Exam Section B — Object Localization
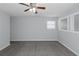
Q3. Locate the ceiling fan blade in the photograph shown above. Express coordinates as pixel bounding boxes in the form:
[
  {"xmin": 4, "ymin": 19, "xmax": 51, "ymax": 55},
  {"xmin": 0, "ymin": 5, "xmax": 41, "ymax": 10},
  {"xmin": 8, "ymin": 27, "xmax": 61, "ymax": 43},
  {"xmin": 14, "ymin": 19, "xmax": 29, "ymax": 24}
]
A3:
[
  {"xmin": 30, "ymin": 3, "xmax": 33, "ymax": 6},
  {"xmin": 31, "ymin": 3, "xmax": 36, "ymax": 6},
  {"xmin": 19, "ymin": 3, "xmax": 29, "ymax": 7},
  {"xmin": 24, "ymin": 9, "xmax": 30, "ymax": 12},
  {"xmin": 37, "ymin": 7, "xmax": 46, "ymax": 9}
]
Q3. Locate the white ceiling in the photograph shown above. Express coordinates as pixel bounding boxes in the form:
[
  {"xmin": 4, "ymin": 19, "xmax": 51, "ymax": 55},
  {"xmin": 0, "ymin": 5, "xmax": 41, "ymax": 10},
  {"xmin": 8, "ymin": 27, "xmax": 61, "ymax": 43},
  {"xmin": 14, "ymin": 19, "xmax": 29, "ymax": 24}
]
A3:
[{"xmin": 0, "ymin": 3, "xmax": 79, "ymax": 17}]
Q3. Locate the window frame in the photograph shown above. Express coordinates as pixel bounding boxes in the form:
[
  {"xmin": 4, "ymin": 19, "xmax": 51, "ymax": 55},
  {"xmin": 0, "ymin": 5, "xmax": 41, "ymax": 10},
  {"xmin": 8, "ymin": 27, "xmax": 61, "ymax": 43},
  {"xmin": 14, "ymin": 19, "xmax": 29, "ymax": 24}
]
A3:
[{"xmin": 58, "ymin": 16, "xmax": 70, "ymax": 32}]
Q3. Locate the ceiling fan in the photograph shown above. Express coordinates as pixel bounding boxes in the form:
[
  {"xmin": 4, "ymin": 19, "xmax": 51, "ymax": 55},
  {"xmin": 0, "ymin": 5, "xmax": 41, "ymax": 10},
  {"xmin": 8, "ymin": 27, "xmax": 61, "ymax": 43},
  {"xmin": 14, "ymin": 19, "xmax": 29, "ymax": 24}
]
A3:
[{"xmin": 19, "ymin": 3, "xmax": 46, "ymax": 14}]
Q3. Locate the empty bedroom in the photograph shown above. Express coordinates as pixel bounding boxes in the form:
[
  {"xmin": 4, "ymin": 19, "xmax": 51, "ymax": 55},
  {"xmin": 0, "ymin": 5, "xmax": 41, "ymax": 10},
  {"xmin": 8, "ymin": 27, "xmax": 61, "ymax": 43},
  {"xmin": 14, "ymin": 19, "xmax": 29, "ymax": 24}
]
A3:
[{"xmin": 0, "ymin": 3, "xmax": 79, "ymax": 56}]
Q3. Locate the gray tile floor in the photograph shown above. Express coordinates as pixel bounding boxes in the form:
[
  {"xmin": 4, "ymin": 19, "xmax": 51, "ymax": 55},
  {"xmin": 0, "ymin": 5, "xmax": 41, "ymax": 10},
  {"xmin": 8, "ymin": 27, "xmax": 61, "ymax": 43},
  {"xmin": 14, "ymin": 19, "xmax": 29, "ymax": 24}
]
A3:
[{"xmin": 0, "ymin": 41, "xmax": 76, "ymax": 56}]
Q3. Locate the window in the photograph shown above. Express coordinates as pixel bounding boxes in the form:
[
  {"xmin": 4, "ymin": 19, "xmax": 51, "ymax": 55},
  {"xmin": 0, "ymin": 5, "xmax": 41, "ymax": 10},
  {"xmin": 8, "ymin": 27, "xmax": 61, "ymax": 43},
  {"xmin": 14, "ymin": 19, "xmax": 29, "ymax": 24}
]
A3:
[
  {"xmin": 60, "ymin": 18, "xmax": 68, "ymax": 30},
  {"xmin": 47, "ymin": 21, "xmax": 56, "ymax": 29},
  {"xmin": 58, "ymin": 12, "xmax": 79, "ymax": 33},
  {"xmin": 74, "ymin": 14, "xmax": 79, "ymax": 32},
  {"xmin": 59, "ymin": 17, "xmax": 70, "ymax": 31}
]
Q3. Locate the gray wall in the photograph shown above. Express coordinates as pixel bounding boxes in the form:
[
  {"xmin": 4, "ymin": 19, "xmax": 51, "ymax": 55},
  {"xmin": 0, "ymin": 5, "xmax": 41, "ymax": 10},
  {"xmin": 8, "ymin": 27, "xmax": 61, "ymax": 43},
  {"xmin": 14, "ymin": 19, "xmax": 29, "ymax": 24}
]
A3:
[
  {"xmin": 58, "ymin": 14, "xmax": 79, "ymax": 55},
  {"xmin": 10, "ymin": 16, "xmax": 58, "ymax": 41},
  {"xmin": 58, "ymin": 31, "xmax": 79, "ymax": 55},
  {"xmin": 0, "ymin": 11, "xmax": 10, "ymax": 50}
]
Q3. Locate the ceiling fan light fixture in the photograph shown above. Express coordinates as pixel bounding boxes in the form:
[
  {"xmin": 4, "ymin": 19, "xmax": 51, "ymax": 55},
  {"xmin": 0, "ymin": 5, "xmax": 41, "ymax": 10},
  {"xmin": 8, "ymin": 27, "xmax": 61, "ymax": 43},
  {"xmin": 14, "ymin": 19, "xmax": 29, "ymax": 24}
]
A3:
[
  {"xmin": 29, "ymin": 8, "xmax": 33, "ymax": 12},
  {"xmin": 32, "ymin": 8, "xmax": 36, "ymax": 12},
  {"xmin": 29, "ymin": 8, "xmax": 36, "ymax": 13}
]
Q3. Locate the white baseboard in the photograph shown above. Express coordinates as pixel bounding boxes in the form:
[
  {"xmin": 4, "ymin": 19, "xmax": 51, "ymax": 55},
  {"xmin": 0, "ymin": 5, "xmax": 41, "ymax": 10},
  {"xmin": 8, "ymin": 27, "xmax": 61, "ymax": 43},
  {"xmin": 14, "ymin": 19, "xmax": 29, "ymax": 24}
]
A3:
[
  {"xmin": 0, "ymin": 43, "xmax": 10, "ymax": 51},
  {"xmin": 11, "ymin": 39, "xmax": 58, "ymax": 41},
  {"xmin": 59, "ymin": 40, "xmax": 79, "ymax": 56}
]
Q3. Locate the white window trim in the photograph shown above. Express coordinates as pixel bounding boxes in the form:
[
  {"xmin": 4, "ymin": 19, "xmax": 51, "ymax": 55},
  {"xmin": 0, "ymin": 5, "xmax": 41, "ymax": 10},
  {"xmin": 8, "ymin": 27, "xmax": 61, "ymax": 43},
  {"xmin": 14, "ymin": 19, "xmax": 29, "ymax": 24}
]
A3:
[
  {"xmin": 58, "ymin": 16, "xmax": 70, "ymax": 31},
  {"xmin": 58, "ymin": 11, "xmax": 79, "ymax": 33}
]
